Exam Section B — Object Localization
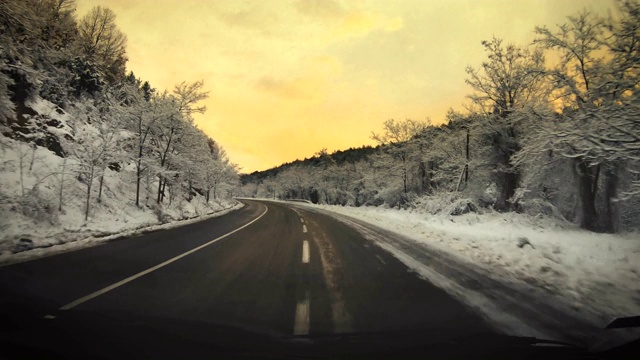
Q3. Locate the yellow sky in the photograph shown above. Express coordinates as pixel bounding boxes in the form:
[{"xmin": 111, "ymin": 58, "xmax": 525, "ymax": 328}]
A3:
[{"xmin": 76, "ymin": 0, "xmax": 614, "ymax": 173}]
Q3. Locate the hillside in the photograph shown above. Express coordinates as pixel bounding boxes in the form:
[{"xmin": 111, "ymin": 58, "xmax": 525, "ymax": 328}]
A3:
[
  {"xmin": 241, "ymin": 145, "xmax": 378, "ymax": 184},
  {"xmin": 0, "ymin": 1, "xmax": 239, "ymax": 260}
]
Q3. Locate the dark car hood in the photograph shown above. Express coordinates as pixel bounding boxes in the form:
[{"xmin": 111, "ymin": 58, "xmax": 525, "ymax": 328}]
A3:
[{"xmin": 1, "ymin": 309, "xmax": 637, "ymax": 360}]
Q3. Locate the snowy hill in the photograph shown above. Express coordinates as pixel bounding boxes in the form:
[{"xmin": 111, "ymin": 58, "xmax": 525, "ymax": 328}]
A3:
[{"xmin": 0, "ymin": 97, "xmax": 237, "ymax": 262}]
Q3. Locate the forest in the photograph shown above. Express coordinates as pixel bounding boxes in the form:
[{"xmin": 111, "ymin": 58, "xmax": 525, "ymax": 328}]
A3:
[
  {"xmin": 1, "ymin": 0, "xmax": 239, "ymax": 253},
  {"xmin": 241, "ymin": 1, "xmax": 640, "ymax": 234}
]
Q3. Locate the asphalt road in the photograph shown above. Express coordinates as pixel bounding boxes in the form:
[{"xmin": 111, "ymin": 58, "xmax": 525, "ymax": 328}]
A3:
[{"xmin": 0, "ymin": 199, "xmax": 495, "ymax": 358}]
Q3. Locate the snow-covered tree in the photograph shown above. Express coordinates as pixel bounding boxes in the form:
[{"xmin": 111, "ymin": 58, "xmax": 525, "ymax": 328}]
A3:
[
  {"xmin": 528, "ymin": 4, "xmax": 639, "ymax": 232},
  {"xmin": 65, "ymin": 118, "xmax": 127, "ymax": 220},
  {"xmin": 77, "ymin": 6, "xmax": 127, "ymax": 83},
  {"xmin": 173, "ymin": 80, "xmax": 209, "ymax": 117},
  {"xmin": 121, "ymin": 82, "xmax": 161, "ymax": 206},
  {"xmin": 371, "ymin": 119, "xmax": 429, "ymax": 203},
  {"xmin": 150, "ymin": 94, "xmax": 184, "ymax": 204},
  {"xmin": 465, "ymin": 37, "xmax": 546, "ymax": 211},
  {"xmin": 0, "ymin": 55, "xmax": 14, "ymax": 123}
]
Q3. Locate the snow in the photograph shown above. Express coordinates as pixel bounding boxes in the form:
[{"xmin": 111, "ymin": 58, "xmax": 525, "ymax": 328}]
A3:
[
  {"xmin": 0, "ymin": 99, "xmax": 241, "ymax": 265},
  {"xmin": 2, "ymin": 202, "xmax": 243, "ymax": 266},
  {"xmin": 290, "ymin": 202, "xmax": 640, "ymax": 331},
  {"xmin": 24, "ymin": 98, "xmax": 74, "ymax": 138},
  {"xmin": 26, "ymin": 98, "xmax": 72, "ymax": 124}
]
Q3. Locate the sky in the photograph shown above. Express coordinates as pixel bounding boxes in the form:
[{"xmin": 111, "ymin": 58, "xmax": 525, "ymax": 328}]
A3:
[{"xmin": 76, "ymin": 0, "xmax": 615, "ymax": 173}]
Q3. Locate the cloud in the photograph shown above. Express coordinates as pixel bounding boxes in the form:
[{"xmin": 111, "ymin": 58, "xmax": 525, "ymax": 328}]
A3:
[
  {"xmin": 382, "ymin": 16, "xmax": 403, "ymax": 32},
  {"xmin": 332, "ymin": 11, "xmax": 403, "ymax": 40},
  {"xmin": 294, "ymin": 0, "xmax": 344, "ymax": 19},
  {"xmin": 208, "ymin": 2, "xmax": 281, "ymax": 35},
  {"xmin": 292, "ymin": 1, "xmax": 404, "ymax": 42},
  {"xmin": 255, "ymin": 55, "xmax": 342, "ymax": 101},
  {"xmin": 306, "ymin": 55, "xmax": 343, "ymax": 77},
  {"xmin": 256, "ymin": 76, "xmax": 313, "ymax": 99}
]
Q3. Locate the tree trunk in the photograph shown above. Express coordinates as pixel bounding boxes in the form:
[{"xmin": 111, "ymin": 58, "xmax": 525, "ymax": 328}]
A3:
[
  {"xmin": 160, "ymin": 178, "xmax": 167, "ymax": 202},
  {"xmin": 493, "ymin": 133, "xmax": 520, "ymax": 212},
  {"xmin": 97, "ymin": 174, "xmax": 104, "ymax": 203},
  {"xmin": 603, "ymin": 165, "xmax": 619, "ymax": 233},
  {"xmin": 427, "ymin": 161, "xmax": 435, "ymax": 191},
  {"xmin": 19, "ymin": 148, "xmax": 25, "ymax": 198},
  {"xmin": 575, "ymin": 159, "xmax": 599, "ymax": 231},
  {"xmin": 156, "ymin": 176, "xmax": 163, "ymax": 204},
  {"xmin": 58, "ymin": 157, "xmax": 66, "ymax": 212},
  {"xmin": 145, "ymin": 170, "xmax": 151, "ymax": 205},
  {"xmin": 465, "ymin": 127, "xmax": 470, "ymax": 185},
  {"xmin": 29, "ymin": 143, "xmax": 36, "ymax": 171},
  {"xmin": 85, "ymin": 169, "xmax": 93, "ymax": 221},
  {"xmin": 592, "ymin": 164, "xmax": 600, "ymax": 198},
  {"xmin": 419, "ymin": 161, "xmax": 427, "ymax": 195},
  {"xmin": 206, "ymin": 189, "xmax": 210, "ymax": 203},
  {"xmin": 135, "ymin": 152, "xmax": 143, "ymax": 207},
  {"xmin": 402, "ymin": 169, "xmax": 408, "ymax": 194},
  {"xmin": 495, "ymin": 169, "xmax": 520, "ymax": 212},
  {"xmin": 136, "ymin": 172, "xmax": 141, "ymax": 207},
  {"xmin": 155, "ymin": 177, "xmax": 168, "ymax": 204},
  {"xmin": 455, "ymin": 166, "xmax": 465, "ymax": 192}
]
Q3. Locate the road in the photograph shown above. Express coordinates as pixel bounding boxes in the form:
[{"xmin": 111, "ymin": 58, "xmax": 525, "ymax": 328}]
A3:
[{"xmin": 0, "ymin": 199, "xmax": 495, "ymax": 358}]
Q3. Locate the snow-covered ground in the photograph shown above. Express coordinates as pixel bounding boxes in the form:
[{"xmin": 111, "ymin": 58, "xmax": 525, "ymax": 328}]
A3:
[
  {"xmin": 0, "ymin": 200, "xmax": 242, "ymax": 266},
  {"xmin": 293, "ymin": 202, "xmax": 640, "ymax": 334},
  {"xmin": 0, "ymin": 98, "xmax": 240, "ymax": 265}
]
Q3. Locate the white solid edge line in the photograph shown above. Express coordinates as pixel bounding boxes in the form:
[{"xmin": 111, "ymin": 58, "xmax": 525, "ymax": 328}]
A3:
[
  {"xmin": 302, "ymin": 224, "xmax": 307, "ymax": 233},
  {"xmin": 302, "ymin": 240, "xmax": 310, "ymax": 263},
  {"xmin": 59, "ymin": 205, "xmax": 269, "ymax": 311}
]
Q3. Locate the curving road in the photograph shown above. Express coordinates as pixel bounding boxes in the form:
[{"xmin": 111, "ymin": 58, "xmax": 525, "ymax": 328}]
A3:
[{"xmin": 0, "ymin": 199, "xmax": 494, "ymax": 358}]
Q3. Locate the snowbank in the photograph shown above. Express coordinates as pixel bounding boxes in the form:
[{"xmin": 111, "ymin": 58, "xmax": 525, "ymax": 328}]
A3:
[
  {"xmin": 1, "ymin": 99, "xmax": 241, "ymax": 264},
  {"xmin": 304, "ymin": 203, "xmax": 640, "ymax": 325},
  {"xmin": 1, "ymin": 201, "xmax": 243, "ymax": 266}
]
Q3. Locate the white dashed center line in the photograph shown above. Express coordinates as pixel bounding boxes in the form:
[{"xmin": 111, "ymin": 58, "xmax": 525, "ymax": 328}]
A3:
[
  {"xmin": 293, "ymin": 291, "xmax": 310, "ymax": 335},
  {"xmin": 302, "ymin": 240, "xmax": 310, "ymax": 263},
  {"xmin": 292, "ymin": 209, "xmax": 312, "ymax": 335}
]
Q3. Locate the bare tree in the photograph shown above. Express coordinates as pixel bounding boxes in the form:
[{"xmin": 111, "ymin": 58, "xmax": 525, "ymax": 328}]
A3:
[
  {"xmin": 173, "ymin": 81, "xmax": 209, "ymax": 117},
  {"xmin": 372, "ymin": 119, "xmax": 428, "ymax": 198},
  {"xmin": 77, "ymin": 6, "xmax": 127, "ymax": 82}
]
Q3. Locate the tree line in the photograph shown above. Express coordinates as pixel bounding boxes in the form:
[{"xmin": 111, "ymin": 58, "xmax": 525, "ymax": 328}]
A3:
[{"xmin": 241, "ymin": 1, "xmax": 640, "ymax": 234}]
